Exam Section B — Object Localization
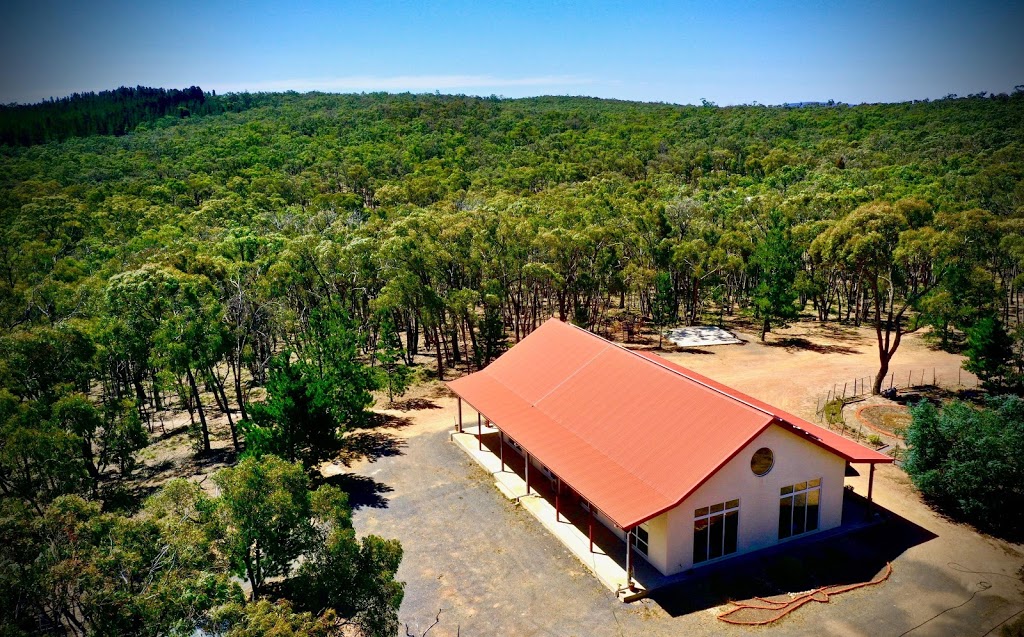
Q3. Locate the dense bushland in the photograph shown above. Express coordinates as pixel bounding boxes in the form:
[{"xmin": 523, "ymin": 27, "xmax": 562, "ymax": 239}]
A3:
[{"xmin": 2, "ymin": 88, "xmax": 1024, "ymax": 633}]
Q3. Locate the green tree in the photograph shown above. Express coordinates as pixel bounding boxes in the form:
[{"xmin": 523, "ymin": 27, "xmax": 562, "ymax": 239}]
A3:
[
  {"xmin": 650, "ymin": 271, "xmax": 676, "ymax": 348},
  {"xmin": 375, "ymin": 317, "xmax": 412, "ymax": 403},
  {"xmin": 242, "ymin": 353, "xmax": 339, "ymax": 468},
  {"xmin": 290, "ymin": 486, "xmax": 404, "ymax": 637},
  {"xmin": 244, "ymin": 309, "xmax": 376, "ymax": 469},
  {"xmin": 213, "ymin": 456, "xmax": 313, "ymax": 598},
  {"xmin": 207, "ymin": 599, "xmax": 344, "ymax": 637},
  {"xmin": 812, "ymin": 201, "xmax": 952, "ymax": 393},
  {"xmin": 963, "ymin": 317, "xmax": 1020, "ymax": 393},
  {"xmin": 0, "ymin": 493, "xmax": 241, "ymax": 637},
  {"xmin": 751, "ymin": 211, "xmax": 800, "ymax": 341},
  {"xmin": 0, "ymin": 390, "xmax": 92, "ymax": 510},
  {"xmin": 151, "ymin": 270, "xmax": 230, "ymax": 453},
  {"xmin": 476, "ymin": 285, "xmax": 508, "ymax": 365},
  {"xmin": 299, "ymin": 307, "xmax": 377, "ymax": 430},
  {"xmin": 0, "ymin": 325, "xmax": 95, "ymax": 404}
]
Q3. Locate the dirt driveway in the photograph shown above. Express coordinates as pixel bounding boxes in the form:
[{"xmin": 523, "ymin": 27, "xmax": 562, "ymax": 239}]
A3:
[{"xmin": 345, "ymin": 322, "xmax": 1023, "ymax": 636}]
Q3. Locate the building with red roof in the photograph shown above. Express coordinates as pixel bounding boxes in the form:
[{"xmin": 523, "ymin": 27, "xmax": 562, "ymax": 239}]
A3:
[{"xmin": 447, "ymin": 318, "xmax": 892, "ymax": 578}]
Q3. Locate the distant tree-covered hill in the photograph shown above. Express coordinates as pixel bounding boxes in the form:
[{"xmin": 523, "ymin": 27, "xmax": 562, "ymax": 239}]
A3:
[{"xmin": 0, "ymin": 85, "xmax": 230, "ymax": 146}]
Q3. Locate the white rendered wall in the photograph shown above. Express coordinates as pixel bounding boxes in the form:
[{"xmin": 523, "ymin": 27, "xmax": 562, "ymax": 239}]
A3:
[
  {"xmin": 662, "ymin": 424, "xmax": 847, "ymax": 575},
  {"xmin": 638, "ymin": 510, "xmax": 670, "ymax": 574},
  {"xmin": 490, "ymin": 411, "xmax": 844, "ymax": 577}
]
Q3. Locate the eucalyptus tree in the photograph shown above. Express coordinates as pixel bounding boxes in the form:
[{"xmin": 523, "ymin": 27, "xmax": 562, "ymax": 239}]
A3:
[
  {"xmin": 810, "ymin": 200, "xmax": 984, "ymax": 394},
  {"xmin": 140, "ymin": 267, "xmax": 230, "ymax": 453}
]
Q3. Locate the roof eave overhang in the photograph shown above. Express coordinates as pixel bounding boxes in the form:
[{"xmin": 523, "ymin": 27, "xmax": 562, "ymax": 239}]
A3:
[
  {"xmin": 447, "ymin": 378, "xmax": 654, "ymax": 530},
  {"xmin": 773, "ymin": 420, "xmax": 895, "ymax": 465}
]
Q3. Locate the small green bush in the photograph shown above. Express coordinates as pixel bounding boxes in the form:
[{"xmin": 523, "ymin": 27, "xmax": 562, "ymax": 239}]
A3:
[{"xmin": 824, "ymin": 399, "xmax": 846, "ymax": 426}]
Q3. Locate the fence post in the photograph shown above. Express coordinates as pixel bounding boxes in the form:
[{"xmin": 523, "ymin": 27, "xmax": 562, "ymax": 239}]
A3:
[
  {"xmin": 908, "ymin": 370, "xmax": 912, "ymax": 389},
  {"xmin": 842, "ymin": 382, "xmax": 847, "ymax": 400},
  {"xmin": 889, "ymin": 373, "xmax": 894, "ymax": 390}
]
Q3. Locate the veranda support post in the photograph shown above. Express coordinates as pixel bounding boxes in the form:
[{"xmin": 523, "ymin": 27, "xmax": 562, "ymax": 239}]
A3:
[
  {"xmin": 866, "ymin": 463, "xmax": 876, "ymax": 520},
  {"xmin": 525, "ymin": 452, "xmax": 531, "ymax": 496},
  {"xmin": 589, "ymin": 507, "xmax": 595, "ymax": 552},
  {"xmin": 557, "ymin": 479, "xmax": 565, "ymax": 524},
  {"xmin": 625, "ymin": 527, "xmax": 634, "ymax": 591}
]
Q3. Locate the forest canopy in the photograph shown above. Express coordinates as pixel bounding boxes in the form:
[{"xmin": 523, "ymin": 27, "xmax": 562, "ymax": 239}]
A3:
[
  {"xmin": 2, "ymin": 88, "xmax": 1024, "ymax": 633},
  {"xmin": 2, "ymin": 89, "xmax": 1022, "ymax": 388}
]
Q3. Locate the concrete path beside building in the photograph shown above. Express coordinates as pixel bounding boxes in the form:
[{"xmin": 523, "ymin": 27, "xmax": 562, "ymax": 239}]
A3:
[{"xmin": 451, "ymin": 427, "xmax": 661, "ymax": 597}]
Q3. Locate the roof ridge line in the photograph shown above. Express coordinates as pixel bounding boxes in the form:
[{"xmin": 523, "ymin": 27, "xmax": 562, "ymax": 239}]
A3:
[{"xmin": 563, "ymin": 321, "xmax": 779, "ymax": 421}]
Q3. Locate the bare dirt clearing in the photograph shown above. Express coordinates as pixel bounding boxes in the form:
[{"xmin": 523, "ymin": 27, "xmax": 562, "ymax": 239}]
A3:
[
  {"xmin": 126, "ymin": 319, "xmax": 1024, "ymax": 635},
  {"xmin": 649, "ymin": 319, "xmax": 979, "ymax": 423}
]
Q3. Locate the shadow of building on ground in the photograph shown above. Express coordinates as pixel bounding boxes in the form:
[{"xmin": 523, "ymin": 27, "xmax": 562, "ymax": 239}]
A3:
[{"xmin": 647, "ymin": 495, "xmax": 937, "ymax": 617}]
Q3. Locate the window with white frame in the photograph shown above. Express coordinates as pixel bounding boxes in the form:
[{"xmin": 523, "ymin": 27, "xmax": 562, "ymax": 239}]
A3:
[
  {"xmin": 693, "ymin": 499, "xmax": 739, "ymax": 564},
  {"xmin": 632, "ymin": 524, "xmax": 650, "ymax": 556},
  {"xmin": 778, "ymin": 478, "xmax": 821, "ymax": 540}
]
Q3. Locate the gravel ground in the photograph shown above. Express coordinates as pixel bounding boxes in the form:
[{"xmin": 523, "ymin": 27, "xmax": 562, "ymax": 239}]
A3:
[{"xmin": 349, "ymin": 410, "xmax": 1024, "ymax": 636}]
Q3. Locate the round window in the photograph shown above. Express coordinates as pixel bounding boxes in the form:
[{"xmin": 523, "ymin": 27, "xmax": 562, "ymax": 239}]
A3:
[{"xmin": 750, "ymin": 447, "xmax": 774, "ymax": 476}]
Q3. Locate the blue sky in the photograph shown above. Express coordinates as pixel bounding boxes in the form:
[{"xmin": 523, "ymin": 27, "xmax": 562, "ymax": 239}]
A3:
[{"xmin": 1, "ymin": 0, "xmax": 1021, "ymax": 105}]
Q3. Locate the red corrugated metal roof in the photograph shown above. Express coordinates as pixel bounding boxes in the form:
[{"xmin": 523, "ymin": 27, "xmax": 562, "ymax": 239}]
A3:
[{"xmin": 447, "ymin": 318, "xmax": 892, "ymax": 529}]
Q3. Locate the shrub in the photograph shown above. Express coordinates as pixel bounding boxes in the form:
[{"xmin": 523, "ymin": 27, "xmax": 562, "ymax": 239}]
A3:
[
  {"xmin": 824, "ymin": 399, "xmax": 845, "ymax": 426},
  {"xmin": 904, "ymin": 395, "xmax": 1024, "ymax": 537}
]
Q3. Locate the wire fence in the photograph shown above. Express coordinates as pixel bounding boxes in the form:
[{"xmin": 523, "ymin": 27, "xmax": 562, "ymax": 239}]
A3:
[{"xmin": 814, "ymin": 367, "xmax": 978, "ymax": 422}]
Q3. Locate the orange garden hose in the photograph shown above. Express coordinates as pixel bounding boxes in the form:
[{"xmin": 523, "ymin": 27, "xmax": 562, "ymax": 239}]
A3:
[{"xmin": 717, "ymin": 562, "xmax": 892, "ymax": 626}]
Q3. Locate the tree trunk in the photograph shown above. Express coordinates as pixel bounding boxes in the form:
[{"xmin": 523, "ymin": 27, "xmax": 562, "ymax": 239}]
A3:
[
  {"xmin": 186, "ymin": 369, "xmax": 211, "ymax": 453},
  {"xmin": 210, "ymin": 367, "xmax": 240, "ymax": 452},
  {"xmin": 244, "ymin": 552, "xmax": 258, "ymax": 600},
  {"xmin": 871, "ymin": 277, "xmax": 905, "ymax": 395},
  {"xmin": 433, "ymin": 324, "xmax": 444, "ymax": 381},
  {"xmin": 231, "ymin": 357, "xmax": 249, "ymax": 422},
  {"xmin": 151, "ymin": 368, "xmax": 162, "ymax": 411}
]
